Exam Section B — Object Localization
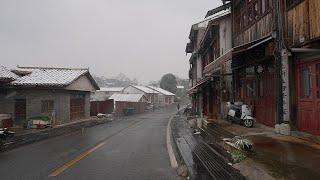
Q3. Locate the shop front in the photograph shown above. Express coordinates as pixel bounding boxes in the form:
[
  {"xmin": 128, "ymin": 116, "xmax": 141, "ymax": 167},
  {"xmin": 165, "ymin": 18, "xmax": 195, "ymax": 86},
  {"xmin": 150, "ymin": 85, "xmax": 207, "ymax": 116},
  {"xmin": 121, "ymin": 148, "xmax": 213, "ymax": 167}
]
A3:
[
  {"xmin": 295, "ymin": 58, "xmax": 320, "ymax": 135},
  {"xmin": 232, "ymin": 39, "xmax": 276, "ymax": 127}
]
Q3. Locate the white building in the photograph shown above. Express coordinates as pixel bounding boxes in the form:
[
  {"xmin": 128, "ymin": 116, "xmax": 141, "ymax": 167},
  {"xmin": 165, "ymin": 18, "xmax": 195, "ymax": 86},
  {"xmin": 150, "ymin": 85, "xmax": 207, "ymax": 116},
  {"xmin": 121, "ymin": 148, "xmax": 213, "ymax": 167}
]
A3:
[
  {"xmin": 122, "ymin": 85, "xmax": 159, "ymax": 105},
  {"xmin": 91, "ymin": 87, "xmax": 124, "ymax": 101},
  {"xmin": 147, "ymin": 86, "xmax": 175, "ymax": 106}
]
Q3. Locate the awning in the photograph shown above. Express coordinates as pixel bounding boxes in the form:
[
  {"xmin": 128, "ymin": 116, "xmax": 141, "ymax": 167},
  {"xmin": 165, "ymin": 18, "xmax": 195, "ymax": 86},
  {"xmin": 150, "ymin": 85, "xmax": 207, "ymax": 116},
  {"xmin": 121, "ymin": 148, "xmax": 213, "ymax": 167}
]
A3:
[
  {"xmin": 203, "ymin": 50, "xmax": 232, "ymax": 75},
  {"xmin": 187, "ymin": 77, "xmax": 211, "ymax": 94},
  {"xmin": 231, "ymin": 35, "xmax": 274, "ymax": 70},
  {"xmin": 232, "ymin": 35, "xmax": 273, "ymax": 55}
]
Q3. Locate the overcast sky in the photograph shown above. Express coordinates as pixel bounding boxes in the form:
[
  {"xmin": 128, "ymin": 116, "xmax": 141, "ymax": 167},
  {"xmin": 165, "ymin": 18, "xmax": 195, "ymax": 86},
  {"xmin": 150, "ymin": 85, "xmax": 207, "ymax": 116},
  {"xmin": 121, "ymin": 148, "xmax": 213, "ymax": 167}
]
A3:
[{"xmin": 0, "ymin": 0, "xmax": 221, "ymax": 83}]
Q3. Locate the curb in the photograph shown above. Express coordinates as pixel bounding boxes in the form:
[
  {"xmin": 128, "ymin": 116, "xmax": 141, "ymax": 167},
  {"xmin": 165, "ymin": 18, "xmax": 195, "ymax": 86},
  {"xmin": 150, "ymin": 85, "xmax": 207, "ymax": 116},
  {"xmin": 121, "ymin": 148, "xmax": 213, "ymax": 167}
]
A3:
[
  {"xmin": 166, "ymin": 115, "xmax": 178, "ymax": 168},
  {"xmin": 169, "ymin": 113, "xmax": 195, "ymax": 179}
]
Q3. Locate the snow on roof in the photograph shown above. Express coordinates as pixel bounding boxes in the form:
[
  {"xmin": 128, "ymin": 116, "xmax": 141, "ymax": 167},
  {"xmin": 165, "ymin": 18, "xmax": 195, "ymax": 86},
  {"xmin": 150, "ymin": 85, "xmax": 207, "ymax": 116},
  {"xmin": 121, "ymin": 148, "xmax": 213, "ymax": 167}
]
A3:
[
  {"xmin": 132, "ymin": 85, "xmax": 158, "ymax": 94},
  {"xmin": 109, "ymin": 93, "xmax": 146, "ymax": 102},
  {"xmin": 98, "ymin": 87, "xmax": 124, "ymax": 92},
  {"xmin": 0, "ymin": 66, "xmax": 19, "ymax": 81},
  {"xmin": 147, "ymin": 86, "xmax": 175, "ymax": 96},
  {"xmin": 11, "ymin": 67, "xmax": 88, "ymax": 87},
  {"xmin": 194, "ymin": 9, "xmax": 230, "ymax": 29},
  {"xmin": 205, "ymin": 9, "xmax": 230, "ymax": 22}
]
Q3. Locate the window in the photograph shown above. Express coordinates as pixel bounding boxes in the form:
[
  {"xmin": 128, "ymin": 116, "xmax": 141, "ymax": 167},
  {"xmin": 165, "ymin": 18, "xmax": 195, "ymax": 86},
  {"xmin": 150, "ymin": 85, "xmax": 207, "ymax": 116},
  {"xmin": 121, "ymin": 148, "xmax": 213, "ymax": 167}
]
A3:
[
  {"xmin": 246, "ymin": 81, "xmax": 256, "ymax": 97},
  {"xmin": 248, "ymin": 5, "xmax": 254, "ymax": 24},
  {"xmin": 41, "ymin": 100, "xmax": 54, "ymax": 113},
  {"xmin": 300, "ymin": 68, "xmax": 311, "ymax": 97},
  {"xmin": 234, "ymin": 0, "xmax": 272, "ymax": 33}
]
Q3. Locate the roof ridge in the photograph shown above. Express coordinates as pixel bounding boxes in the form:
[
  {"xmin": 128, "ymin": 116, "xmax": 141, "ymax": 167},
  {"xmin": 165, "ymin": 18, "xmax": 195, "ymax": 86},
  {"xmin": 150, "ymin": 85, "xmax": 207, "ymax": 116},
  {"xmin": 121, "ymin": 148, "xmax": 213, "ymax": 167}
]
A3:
[{"xmin": 17, "ymin": 65, "xmax": 89, "ymax": 71}]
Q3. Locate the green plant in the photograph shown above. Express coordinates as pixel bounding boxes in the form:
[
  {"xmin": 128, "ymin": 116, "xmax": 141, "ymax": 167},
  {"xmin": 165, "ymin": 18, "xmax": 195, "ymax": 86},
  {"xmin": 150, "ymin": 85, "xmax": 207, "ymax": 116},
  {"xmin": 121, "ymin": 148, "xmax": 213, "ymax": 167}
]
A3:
[
  {"xmin": 29, "ymin": 115, "xmax": 50, "ymax": 121},
  {"xmin": 231, "ymin": 150, "xmax": 246, "ymax": 163},
  {"xmin": 232, "ymin": 136, "xmax": 253, "ymax": 151}
]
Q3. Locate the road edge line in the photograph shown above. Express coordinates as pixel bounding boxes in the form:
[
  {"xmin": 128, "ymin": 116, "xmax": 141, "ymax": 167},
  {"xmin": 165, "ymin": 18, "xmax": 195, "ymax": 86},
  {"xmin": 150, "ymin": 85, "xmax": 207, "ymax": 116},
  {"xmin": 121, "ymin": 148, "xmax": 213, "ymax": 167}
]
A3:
[{"xmin": 167, "ymin": 115, "xmax": 178, "ymax": 168}]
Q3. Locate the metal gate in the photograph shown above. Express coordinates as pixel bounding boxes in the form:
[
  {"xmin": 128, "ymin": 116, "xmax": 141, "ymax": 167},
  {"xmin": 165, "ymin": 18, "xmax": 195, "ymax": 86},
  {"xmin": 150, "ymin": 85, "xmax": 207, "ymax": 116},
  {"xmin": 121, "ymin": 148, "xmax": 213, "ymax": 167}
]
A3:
[{"xmin": 296, "ymin": 60, "xmax": 320, "ymax": 135}]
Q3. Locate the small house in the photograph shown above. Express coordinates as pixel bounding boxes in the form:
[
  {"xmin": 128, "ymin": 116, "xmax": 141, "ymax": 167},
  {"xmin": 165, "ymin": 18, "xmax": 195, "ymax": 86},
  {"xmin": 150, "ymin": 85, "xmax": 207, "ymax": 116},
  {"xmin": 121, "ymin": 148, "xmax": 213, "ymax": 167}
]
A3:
[
  {"xmin": 0, "ymin": 66, "xmax": 99, "ymax": 126},
  {"xmin": 122, "ymin": 85, "xmax": 159, "ymax": 106},
  {"xmin": 109, "ymin": 93, "xmax": 148, "ymax": 116},
  {"xmin": 147, "ymin": 86, "xmax": 175, "ymax": 106},
  {"xmin": 90, "ymin": 87, "xmax": 124, "ymax": 101}
]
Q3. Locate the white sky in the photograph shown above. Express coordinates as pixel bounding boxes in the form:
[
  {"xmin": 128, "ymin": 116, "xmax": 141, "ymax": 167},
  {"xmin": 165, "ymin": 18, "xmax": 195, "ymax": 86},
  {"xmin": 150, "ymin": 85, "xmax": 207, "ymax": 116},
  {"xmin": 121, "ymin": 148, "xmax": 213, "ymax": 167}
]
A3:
[{"xmin": 0, "ymin": 0, "xmax": 221, "ymax": 83}]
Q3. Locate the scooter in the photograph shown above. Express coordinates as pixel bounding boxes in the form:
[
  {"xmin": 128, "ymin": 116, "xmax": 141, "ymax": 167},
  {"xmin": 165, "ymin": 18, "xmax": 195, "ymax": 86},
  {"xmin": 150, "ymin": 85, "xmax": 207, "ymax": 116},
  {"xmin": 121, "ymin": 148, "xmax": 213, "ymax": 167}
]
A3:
[
  {"xmin": 226, "ymin": 102, "xmax": 255, "ymax": 128},
  {"xmin": 0, "ymin": 128, "xmax": 15, "ymax": 150}
]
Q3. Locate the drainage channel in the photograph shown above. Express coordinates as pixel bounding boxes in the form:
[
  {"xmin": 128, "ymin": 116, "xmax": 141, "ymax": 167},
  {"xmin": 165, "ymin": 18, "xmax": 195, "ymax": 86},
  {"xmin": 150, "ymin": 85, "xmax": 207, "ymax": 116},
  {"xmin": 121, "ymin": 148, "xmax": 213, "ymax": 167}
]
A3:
[{"xmin": 193, "ymin": 142, "xmax": 245, "ymax": 180}]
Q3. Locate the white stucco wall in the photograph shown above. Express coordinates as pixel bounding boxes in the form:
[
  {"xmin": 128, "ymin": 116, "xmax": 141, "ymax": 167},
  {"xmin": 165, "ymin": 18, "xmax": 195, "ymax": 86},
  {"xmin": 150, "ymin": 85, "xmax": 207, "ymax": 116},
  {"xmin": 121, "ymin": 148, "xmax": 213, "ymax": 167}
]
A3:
[
  {"xmin": 196, "ymin": 56, "xmax": 203, "ymax": 83},
  {"xmin": 219, "ymin": 17, "xmax": 232, "ymax": 56},
  {"xmin": 66, "ymin": 75, "xmax": 96, "ymax": 92}
]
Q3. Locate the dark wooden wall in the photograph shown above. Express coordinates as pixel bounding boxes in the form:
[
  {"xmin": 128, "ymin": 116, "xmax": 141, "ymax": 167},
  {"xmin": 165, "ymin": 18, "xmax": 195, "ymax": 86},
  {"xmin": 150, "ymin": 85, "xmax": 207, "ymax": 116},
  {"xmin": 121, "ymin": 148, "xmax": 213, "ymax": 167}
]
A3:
[{"xmin": 286, "ymin": 0, "xmax": 320, "ymax": 47}]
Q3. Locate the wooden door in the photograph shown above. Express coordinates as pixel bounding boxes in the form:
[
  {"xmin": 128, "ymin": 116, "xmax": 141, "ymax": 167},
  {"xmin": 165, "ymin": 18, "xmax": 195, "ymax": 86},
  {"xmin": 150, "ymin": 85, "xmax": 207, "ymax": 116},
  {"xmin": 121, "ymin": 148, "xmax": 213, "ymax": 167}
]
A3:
[
  {"xmin": 296, "ymin": 61, "xmax": 320, "ymax": 135},
  {"xmin": 14, "ymin": 99, "xmax": 26, "ymax": 125},
  {"xmin": 70, "ymin": 98, "xmax": 85, "ymax": 121},
  {"xmin": 263, "ymin": 72, "xmax": 276, "ymax": 126},
  {"xmin": 254, "ymin": 71, "xmax": 275, "ymax": 127}
]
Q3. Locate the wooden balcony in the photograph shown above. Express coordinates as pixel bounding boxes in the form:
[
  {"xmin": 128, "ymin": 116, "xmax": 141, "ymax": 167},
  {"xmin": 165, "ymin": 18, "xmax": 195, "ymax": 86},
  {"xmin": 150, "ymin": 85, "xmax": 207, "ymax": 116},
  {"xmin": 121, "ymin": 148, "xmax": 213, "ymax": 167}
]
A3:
[
  {"xmin": 234, "ymin": 12, "xmax": 273, "ymax": 47},
  {"xmin": 286, "ymin": 0, "xmax": 320, "ymax": 47},
  {"xmin": 203, "ymin": 50, "xmax": 232, "ymax": 75}
]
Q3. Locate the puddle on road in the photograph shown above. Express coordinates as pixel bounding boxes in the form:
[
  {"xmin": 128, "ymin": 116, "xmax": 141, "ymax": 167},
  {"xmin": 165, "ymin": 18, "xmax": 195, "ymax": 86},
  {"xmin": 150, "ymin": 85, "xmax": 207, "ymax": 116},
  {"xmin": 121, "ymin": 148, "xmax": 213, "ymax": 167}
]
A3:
[{"xmin": 248, "ymin": 136, "xmax": 320, "ymax": 180}]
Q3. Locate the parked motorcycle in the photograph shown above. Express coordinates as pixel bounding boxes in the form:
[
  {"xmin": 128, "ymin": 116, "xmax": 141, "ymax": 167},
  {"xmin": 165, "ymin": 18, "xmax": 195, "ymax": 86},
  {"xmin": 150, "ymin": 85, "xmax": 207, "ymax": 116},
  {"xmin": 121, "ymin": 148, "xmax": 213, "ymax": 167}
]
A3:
[
  {"xmin": 226, "ymin": 102, "xmax": 255, "ymax": 128},
  {"xmin": 0, "ymin": 128, "xmax": 15, "ymax": 151}
]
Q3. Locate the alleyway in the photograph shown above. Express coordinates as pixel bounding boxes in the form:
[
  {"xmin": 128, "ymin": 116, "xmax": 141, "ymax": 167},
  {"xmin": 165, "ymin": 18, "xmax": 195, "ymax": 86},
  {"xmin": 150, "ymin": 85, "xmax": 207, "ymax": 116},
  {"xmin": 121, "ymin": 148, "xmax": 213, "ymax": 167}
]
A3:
[{"xmin": 0, "ymin": 107, "xmax": 178, "ymax": 180}]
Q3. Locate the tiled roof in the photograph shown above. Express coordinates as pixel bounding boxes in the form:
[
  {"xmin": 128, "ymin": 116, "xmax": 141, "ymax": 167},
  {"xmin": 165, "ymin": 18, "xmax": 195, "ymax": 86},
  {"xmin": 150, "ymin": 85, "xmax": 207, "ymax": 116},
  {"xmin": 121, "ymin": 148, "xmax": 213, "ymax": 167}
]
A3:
[
  {"xmin": 98, "ymin": 87, "xmax": 124, "ymax": 92},
  {"xmin": 133, "ymin": 85, "xmax": 158, "ymax": 94},
  {"xmin": 11, "ymin": 67, "xmax": 88, "ymax": 87},
  {"xmin": 147, "ymin": 86, "xmax": 175, "ymax": 96},
  {"xmin": 0, "ymin": 66, "xmax": 19, "ymax": 81},
  {"xmin": 109, "ymin": 93, "xmax": 146, "ymax": 102}
]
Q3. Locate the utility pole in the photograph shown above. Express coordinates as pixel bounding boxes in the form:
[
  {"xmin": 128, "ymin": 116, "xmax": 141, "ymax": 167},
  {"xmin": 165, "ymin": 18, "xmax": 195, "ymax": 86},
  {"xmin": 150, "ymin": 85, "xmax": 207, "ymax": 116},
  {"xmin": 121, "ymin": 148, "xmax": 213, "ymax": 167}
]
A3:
[{"xmin": 273, "ymin": 0, "xmax": 284, "ymax": 125}]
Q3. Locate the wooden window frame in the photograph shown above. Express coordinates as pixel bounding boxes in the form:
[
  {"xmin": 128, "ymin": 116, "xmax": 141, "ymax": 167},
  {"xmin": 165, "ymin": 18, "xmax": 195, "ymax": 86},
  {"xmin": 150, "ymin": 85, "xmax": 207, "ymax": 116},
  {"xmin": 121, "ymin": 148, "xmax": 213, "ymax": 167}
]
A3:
[
  {"xmin": 234, "ymin": 0, "xmax": 272, "ymax": 34},
  {"xmin": 41, "ymin": 100, "xmax": 54, "ymax": 113},
  {"xmin": 300, "ymin": 67, "xmax": 312, "ymax": 98}
]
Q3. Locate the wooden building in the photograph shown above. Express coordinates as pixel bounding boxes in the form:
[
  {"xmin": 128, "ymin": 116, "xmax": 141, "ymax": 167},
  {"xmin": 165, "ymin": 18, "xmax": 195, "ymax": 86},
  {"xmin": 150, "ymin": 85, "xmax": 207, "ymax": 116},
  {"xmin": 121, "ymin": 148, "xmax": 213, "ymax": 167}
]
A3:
[
  {"xmin": 230, "ymin": 0, "xmax": 277, "ymax": 127},
  {"xmin": 284, "ymin": 0, "xmax": 320, "ymax": 135},
  {"xmin": 199, "ymin": 9, "xmax": 233, "ymax": 123},
  {"xmin": 186, "ymin": 17, "xmax": 211, "ymax": 117},
  {"xmin": 186, "ymin": 0, "xmax": 320, "ymax": 136},
  {"xmin": 187, "ymin": 4, "xmax": 233, "ymax": 126}
]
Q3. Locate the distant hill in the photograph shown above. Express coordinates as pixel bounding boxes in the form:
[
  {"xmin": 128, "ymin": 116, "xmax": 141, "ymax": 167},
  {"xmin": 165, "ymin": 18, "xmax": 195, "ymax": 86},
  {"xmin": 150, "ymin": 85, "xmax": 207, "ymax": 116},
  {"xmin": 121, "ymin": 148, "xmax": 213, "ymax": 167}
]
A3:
[{"xmin": 93, "ymin": 73, "xmax": 138, "ymax": 87}]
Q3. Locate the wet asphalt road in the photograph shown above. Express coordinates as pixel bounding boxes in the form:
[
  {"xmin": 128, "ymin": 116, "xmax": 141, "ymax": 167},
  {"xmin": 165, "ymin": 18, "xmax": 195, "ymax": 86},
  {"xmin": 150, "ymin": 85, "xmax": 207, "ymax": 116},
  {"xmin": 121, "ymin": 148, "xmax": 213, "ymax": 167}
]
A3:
[{"xmin": 0, "ymin": 107, "xmax": 178, "ymax": 180}]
